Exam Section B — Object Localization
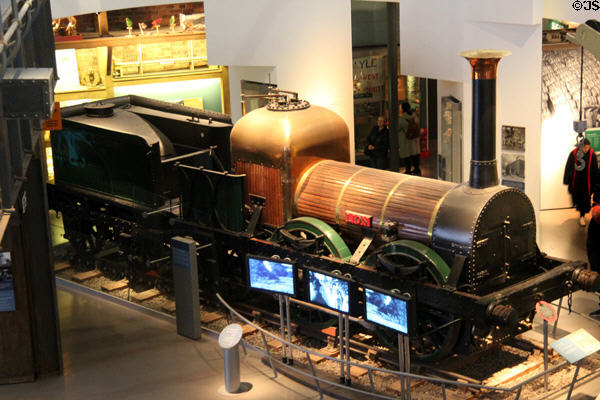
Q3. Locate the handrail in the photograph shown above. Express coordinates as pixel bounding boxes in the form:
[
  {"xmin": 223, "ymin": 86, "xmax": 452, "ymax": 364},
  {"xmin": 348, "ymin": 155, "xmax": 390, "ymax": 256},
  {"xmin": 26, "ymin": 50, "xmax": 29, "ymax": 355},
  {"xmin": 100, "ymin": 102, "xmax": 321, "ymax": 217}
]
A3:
[
  {"xmin": 215, "ymin": 293, "xmax": 518, "ymax": 397},
  {"xmin": 215, "ymin": 292, "xmax": 600, "ymax": 399}
]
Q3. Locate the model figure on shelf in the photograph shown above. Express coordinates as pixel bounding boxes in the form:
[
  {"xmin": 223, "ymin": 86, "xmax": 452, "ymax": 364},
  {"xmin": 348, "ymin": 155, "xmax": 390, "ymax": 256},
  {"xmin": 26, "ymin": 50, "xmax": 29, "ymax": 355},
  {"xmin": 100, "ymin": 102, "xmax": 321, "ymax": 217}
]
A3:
[
  {"xmin": 138, "ymin": 22, "xmax": 147, "ymax": 36},
  {"xmin": 152, "ymin": 18, "xmax": 162, "ymax": 34},
  {"xmin": 66, "ymin": 16, "xmax": 77, "ymax": 36},
  {"xmin": 52, "ymin": 19, "xmax": 60, "ymax": 35},
  {"xmin": 169, "ymin": 15, "xmax": 176, "ymax": 33},
  {"xmin": 126, "ymin": 17, "xmax": 133, "ymax": 36}
]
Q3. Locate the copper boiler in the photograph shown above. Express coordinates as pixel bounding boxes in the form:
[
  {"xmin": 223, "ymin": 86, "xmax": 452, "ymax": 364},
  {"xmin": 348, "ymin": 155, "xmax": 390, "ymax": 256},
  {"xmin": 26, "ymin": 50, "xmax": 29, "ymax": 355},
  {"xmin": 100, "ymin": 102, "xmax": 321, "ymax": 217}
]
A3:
[{"xmin": 230, "ymin": 96, "xmax": 350, "ymax": 226}]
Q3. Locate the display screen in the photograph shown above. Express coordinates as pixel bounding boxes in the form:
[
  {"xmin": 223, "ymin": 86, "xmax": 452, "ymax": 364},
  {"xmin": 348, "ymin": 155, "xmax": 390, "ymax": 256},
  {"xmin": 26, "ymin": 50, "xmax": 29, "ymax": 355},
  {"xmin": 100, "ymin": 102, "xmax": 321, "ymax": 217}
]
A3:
[
  {"xmin": 308, "ymin": 270, "xmax": 350, "ymax": 313},
  {"xmin": 364, "ymin": 288, "xmax": 409, "ymax": 334},
  {"xmin": 247, "ymin": 256, "xmax": 295, "ymax": 296}
]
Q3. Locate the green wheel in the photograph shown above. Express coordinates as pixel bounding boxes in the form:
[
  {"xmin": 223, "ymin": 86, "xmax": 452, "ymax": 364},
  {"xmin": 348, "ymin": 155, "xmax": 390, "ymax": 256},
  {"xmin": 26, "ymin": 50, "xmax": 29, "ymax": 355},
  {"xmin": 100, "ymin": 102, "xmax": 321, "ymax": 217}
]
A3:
[
  {"xmin": 366, "ymin": 240, "xmax": 462, "ymax": 362},
  {"xmin": 273, "ymin": 217, "xmax": 352, "ymax": 261}
]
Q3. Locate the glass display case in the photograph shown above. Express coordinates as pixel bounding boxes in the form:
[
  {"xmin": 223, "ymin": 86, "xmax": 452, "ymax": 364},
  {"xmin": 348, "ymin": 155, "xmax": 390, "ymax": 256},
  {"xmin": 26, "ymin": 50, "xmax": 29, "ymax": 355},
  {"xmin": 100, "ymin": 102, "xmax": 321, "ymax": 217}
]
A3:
[
  {"xmin": 112, "ymin": 39, "xmax": 218, "ymax": 79},
  {"xmin": 439, "ymin": 96, "xmax": 462, "ymax": 182}
]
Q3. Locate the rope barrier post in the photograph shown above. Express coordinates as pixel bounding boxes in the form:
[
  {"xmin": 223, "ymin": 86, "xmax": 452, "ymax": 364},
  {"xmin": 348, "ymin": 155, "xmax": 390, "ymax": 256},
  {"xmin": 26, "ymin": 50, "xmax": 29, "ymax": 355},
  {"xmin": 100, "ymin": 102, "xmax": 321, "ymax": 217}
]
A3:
[
  {"xmin": 339, "ymin": 313, "xmax": 344, "ymax": 383},
  {"xmin": 279, "ymin": 294, "xmax": 287, "ymax": 363},
  {"xmin": 514, "ymin": 385, "xmax": 522, "ymax": 399},
  {"xmin": 306, "ymin": 350, "xmax": 323, "ymax": 399},
  {"xmin": 285, "ymin": 295, "xmax": 293, "ymax": 365},
  {"xmin": 260, "ymin": 331, "xmax": 278, "ymax": 378},
  {"xmin": 404, "ymin": 334, "xmax": 411, "ymax": 400},
  {"xmin": 441, "ymin": 383, "xmax": 447, "ymax": 400},
  {"xmin": 552, "ymin": 297, "xmax": 562, "ymax": 337},
  {"xmin": 566, "ymin": 360, "xmax": 582, "ymax": 400},
  {"xmin": 368, "ymin": 369, "xmax": 375, "ymax": 393}
]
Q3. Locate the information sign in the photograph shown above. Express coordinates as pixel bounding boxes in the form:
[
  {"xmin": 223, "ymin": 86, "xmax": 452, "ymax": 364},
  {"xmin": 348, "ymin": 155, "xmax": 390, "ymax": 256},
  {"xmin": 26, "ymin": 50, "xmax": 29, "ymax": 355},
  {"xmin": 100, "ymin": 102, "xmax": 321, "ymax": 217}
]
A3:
[
  {"xmin": 550, "ymin": 328, "xmax": 600, "ymax": 364},
  {"xmin": 219, "ymin": 324, "xmax": 243, "ymax": 350}
]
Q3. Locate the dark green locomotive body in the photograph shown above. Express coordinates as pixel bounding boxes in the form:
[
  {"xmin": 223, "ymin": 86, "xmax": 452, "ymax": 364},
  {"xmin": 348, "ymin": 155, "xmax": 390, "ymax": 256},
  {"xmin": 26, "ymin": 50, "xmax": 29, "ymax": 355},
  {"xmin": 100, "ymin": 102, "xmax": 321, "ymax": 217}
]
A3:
[{"xmin": 52, "ymin": 112, "xmax": 170, "ymax": 208}]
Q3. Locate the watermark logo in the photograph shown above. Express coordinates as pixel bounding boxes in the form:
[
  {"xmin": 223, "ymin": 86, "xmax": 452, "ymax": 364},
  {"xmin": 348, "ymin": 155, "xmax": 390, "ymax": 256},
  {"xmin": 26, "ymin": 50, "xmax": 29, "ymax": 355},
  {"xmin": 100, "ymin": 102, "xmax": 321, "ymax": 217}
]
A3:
[{"xmin": 573, "ymin": 0, "xmax": 600, "ymax": 10}]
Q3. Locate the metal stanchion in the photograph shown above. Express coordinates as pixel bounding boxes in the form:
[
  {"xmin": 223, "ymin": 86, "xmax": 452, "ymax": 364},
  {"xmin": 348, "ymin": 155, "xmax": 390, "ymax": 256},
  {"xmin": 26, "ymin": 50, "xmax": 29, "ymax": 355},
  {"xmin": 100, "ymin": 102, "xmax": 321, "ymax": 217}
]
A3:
[
  {"xmin": 552, "ymin": 297, "xmax": 563, "ymax": 337},
  {"xmin": 345, "ymin": 314, "xmax": 351, "ymax": 385},
  {"xmin": 279, "ymin": 295, "xmax": 287, "ymax": 363},
  {"xmin": 566, "ymin": 360, "xmax": 582, "ymax": 400},
  {"xmin": 339, "ymin": 313, "xmax": 344, "ymax": 383},
  {"xmin": 543, "ymin": 319, "xmax": 549, "ymax": 391},
  {"xmin": 285, "ymin": 295, "xmax": 293, "ymax": 365},
  {"xmin": 398, "ymin": 333, "xmax": 405, "ymax": 399},
  {"xmin": 404, "ymin": 335, "xmax": 411, "ymax": 400}
]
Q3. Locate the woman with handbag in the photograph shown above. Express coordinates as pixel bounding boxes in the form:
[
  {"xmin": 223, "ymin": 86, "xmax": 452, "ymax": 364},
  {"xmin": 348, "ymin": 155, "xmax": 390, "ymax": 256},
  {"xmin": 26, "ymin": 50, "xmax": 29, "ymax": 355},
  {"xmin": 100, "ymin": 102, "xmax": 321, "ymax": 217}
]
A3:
[{"xmin": 398, "ymin": 102, "xmax": 421, "ymax": 175}]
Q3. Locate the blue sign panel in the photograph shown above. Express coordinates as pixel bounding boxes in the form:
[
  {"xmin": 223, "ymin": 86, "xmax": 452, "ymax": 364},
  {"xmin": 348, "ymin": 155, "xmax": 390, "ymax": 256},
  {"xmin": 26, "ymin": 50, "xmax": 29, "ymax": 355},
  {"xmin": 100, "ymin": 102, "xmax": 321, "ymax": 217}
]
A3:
[
  {"xmin": 0, "ymin": 252, "xmax": 15, "ymax": 312},
  {"xmin": 171, "ymin": 239, "xmax": 192, "ymax": 270}
]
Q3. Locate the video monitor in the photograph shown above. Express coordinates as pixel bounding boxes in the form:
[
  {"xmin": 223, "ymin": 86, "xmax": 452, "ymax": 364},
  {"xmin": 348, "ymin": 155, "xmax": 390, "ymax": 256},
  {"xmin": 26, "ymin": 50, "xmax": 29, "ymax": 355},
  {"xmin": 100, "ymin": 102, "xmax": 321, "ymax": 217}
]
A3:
[
  {"xmin": 246, "ymin": 254, "xmax": 296, "ymax": 296},
  {"xmin": 306, "ymin": 268, "xmax": 352, "ymax": 313},
  {"xmin": 364, "ymin": 286, "xmax": 411, "ymax": 335}
]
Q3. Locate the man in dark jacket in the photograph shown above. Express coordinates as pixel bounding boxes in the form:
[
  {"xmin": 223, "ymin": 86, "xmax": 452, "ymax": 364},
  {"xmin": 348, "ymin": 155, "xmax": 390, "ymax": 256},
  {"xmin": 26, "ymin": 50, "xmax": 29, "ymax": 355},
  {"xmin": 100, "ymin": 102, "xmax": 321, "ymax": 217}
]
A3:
[
  {"xmin": 564, "ymin": 138, "xmax": 598, "ymax": 226},
  {"xmin": 366, "ymin": 116, "xmax": 389, "ymax": 170}
]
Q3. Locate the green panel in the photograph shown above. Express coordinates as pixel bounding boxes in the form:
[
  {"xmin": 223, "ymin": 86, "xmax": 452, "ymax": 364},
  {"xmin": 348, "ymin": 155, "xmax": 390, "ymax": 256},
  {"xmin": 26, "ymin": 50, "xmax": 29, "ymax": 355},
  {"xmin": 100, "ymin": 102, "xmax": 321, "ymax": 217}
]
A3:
[
  {"xmin": 586, "ymin": 129, "xmax": 600, "ymax": 153},
  {"xmin": 51, "ymin": 122, "xmax": 161, "ymax": 206},
  {"xmin": 113, "ymin": 78, "xmax": 223, "ymax": 113},
  {"xmin": 183, "ymin": 169, "xmax": 244, "ymax": 231}
]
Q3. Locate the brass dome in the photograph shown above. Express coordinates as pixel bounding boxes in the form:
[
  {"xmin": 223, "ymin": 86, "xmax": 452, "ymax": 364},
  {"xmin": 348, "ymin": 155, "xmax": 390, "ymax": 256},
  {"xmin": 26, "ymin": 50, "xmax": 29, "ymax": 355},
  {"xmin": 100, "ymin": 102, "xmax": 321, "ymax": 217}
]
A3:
[{"xmin": 231, "ymin": 103, "xmax": 350, "ymax": 226}]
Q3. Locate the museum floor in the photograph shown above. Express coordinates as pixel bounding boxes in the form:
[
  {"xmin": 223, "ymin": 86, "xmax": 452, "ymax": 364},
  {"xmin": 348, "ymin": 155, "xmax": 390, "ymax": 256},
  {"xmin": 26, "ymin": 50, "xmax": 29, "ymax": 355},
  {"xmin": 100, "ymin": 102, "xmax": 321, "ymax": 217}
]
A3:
[{"xmin": 0, "ymin": 208, "xmax": 599, "ymax": 400}]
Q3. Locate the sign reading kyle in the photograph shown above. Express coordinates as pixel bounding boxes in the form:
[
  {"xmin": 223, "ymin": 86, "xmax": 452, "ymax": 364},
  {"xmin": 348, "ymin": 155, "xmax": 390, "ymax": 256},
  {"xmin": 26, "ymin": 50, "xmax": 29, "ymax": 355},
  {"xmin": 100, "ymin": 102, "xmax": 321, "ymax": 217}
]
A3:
[{"xmin": 345, "ymin": 210, "xmax": 372, "ymax": 228}]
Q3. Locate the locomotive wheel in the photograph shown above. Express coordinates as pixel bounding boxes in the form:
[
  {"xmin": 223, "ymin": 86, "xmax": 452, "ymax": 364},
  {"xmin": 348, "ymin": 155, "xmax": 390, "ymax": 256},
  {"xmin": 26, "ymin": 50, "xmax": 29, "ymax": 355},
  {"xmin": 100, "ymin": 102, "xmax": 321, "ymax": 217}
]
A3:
[
  {"xmin": 368, "ymin": 240, "xmax": 462, "ymax": 362},
  {"xmin": 274, "ymin": 217, "xmax": 352, "ymax": 260}
]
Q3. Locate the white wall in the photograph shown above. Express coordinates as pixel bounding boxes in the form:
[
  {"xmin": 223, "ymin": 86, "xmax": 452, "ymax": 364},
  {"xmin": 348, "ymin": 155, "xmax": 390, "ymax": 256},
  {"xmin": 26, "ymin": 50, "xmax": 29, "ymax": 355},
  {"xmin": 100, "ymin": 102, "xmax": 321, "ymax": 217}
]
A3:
[
  {"xmin": 204, "ymin": 0, "xmax": 354, "ymax": 161},
  {"xmin": 400, "ymin": 0, "xmax": 543, "ymax": 218},
  {"xmin": 50, "ymin": 0, "xmax": 200, "ymax": 18}
]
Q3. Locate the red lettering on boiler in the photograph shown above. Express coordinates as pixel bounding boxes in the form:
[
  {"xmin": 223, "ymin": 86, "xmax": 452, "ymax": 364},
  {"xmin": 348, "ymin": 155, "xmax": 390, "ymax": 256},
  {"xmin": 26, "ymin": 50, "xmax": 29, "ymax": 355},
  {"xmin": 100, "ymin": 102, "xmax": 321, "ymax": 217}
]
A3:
[{"xmin": 345, "ymin": 211, "xmax": 373, "ymax": 228}]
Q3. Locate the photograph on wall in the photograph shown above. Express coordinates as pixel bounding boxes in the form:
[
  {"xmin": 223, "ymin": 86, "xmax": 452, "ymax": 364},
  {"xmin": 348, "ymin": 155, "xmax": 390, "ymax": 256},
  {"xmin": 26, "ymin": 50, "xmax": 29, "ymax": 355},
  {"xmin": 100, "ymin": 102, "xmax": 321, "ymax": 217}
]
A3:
[
  {"xmin": 502, "ymin": 180, "xmax": 525, "ymax": 192},
  {"xmin": 0, "ymin": 252, "xmax": 15, "ymax": 312},
  {"xmin": 502, "ymin": 125, "xmax": 525, "ymax": 152},
  {"xmin": 501, "ymin": 153, "xmax": 525, "ymax": 182}
]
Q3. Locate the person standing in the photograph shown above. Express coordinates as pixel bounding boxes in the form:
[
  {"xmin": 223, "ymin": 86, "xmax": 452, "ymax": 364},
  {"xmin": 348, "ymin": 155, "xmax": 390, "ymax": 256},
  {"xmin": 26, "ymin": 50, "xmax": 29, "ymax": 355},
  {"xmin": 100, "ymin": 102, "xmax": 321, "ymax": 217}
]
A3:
[
  {"xmin": 586, "ymin": 205, "xmax": 600, "ymax": 317},
  {"xmin": 366, "ymin": 115, "xmax": 389, "ymax": 170},
  {"xmin": 398, "ymin": 102, "xmax": 421, "ymax": 175},
  {"xmin": 563, "ymin": 138, "xmax": 598, "ymax": 226}
]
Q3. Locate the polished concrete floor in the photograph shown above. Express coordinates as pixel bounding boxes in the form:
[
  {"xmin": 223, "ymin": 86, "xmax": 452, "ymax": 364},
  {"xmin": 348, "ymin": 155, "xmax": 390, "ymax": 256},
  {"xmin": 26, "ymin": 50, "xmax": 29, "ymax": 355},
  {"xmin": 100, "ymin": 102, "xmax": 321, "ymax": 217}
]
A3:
[
  {"xmin": 0, "ymin": 208, "xmax": 599, "ymax": 400},
  {"xmin": 0, "ymin": 283, "xmax": 334, "ymax": 400}
]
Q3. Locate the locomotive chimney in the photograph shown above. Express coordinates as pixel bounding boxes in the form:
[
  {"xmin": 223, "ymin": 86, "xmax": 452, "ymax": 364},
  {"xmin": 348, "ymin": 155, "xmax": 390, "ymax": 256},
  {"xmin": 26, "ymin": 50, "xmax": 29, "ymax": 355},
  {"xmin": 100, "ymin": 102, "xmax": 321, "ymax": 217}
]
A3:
[{"xmin": 460, "ymin": 50, "xmax": 510, "ymax": 189}]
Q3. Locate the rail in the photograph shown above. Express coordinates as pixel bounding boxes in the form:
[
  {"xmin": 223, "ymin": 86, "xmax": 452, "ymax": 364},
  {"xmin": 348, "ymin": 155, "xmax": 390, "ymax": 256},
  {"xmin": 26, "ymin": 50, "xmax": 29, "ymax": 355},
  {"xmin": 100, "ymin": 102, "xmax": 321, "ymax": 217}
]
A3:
[{"xmin": 217, "ymin": 293, "xmax": 600, "ymax": 400}]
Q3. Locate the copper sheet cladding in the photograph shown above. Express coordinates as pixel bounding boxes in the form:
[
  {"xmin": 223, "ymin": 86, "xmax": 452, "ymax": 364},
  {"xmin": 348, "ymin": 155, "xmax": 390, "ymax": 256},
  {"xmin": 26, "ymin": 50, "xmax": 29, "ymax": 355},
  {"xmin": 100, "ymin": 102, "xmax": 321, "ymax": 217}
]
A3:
[
  {"xmin": 295, "ymin": 160, "xmax": 456, "ymax": 242},
  {"xmin": 236, "ymin": 161, "xmax": 284, "ymax": 227}
]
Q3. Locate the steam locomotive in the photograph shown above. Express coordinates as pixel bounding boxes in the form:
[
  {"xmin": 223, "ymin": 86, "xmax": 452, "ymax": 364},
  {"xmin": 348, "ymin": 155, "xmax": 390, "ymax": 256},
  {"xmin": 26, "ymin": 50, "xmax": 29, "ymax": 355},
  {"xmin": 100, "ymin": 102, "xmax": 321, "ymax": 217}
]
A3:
[{"xmin": 48, "ymin": 51, "xmax": 600, "ymax": 362}]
